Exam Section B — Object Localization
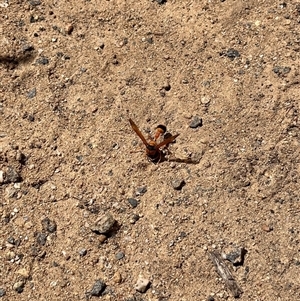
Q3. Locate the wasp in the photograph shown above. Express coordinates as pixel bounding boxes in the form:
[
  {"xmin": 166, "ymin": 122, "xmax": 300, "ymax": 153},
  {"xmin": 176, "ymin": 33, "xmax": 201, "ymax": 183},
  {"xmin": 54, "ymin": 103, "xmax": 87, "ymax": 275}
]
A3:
[{"xmin": 129, "ymin": 118, "xmax": 179, "ymax": 163}]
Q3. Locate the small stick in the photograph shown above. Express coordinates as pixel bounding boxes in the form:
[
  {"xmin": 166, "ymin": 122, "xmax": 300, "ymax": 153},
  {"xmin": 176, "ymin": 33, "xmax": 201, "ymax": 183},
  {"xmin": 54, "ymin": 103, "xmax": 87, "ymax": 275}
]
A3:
[{"xmin": 209, "ymin": 251, "xmax": 243, "ymax": 298}]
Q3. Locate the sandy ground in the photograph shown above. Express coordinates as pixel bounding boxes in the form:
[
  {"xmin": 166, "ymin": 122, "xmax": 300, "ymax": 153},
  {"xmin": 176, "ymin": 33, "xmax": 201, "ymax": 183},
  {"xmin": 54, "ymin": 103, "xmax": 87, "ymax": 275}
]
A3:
[{"xmin": 1, "ymin": 1, "xmax": 300, "ymax": 300}]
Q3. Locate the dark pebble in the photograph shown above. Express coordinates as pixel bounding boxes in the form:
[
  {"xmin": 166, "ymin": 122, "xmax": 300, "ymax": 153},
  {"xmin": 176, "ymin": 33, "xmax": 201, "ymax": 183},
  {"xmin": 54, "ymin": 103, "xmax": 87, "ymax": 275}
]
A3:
[
  {"xmin": 159, "ymin": 89, "xmax": 166, "ymax": 97},
  {"xmin": 128, "ymin": 198, "xmax": 138, "ymax": 208},
  {"xmin": 115, "ymin": 251, "xmax": 125, "ymax": 260},
  {"xmin": 0, "ymin": 288, "xmax": 6, "ymax": 297},
  {"xmin": 90, "ymin": 279, "xmax": 106, "ymax": 297},
  {"xmin": 27, "ymin": 88, "xmax": 36, "ymax": 99},
  {"xmin": 99, "ymin": 41, "xmax": 105, "ymax": 49},
  {"xmin": 163, "ymin": 83, "xmax": 171, "ymax": 91},
  {"xmin": 23, "ymin": 44, "xmax": 34, "ymax": 52},
  {"xmin": 207, "ymin": 296, "xmax": 215, "ymax": 301},
  {"xmin": 7, "ymin": 237, "xmax": 15, "ymax": 245},
  {"xmin": 29, "ymin": 0, "xmax": 41, "ymax": 6},
  {"xmin": 146, "ymin": 37, "xmax": 153, "ymax": 44},
  {"xmin": 36, "ymin": 232, "xmax": 47, "ymax": 246},
  {"xmin": 41, "ymin": 217, "xmax": 57, "ymax": 233},
  {"xmin": 179, "ymin": 231, "xmax": 187, "ymax": 238},
  {"xmin": 136, "ymin": 186, "xmax": 147, "ymax": 195},
  {"xmin": 5, "ymin": 167, "xmax": 21, "ymax": 183},
  {"xmin": 156, "ymin": 0, "xmax": 166, "ymax": 4},
  {"xmin": 28, "ymin": 114, "xmax": 35, "ymax": 122},
  {"xmin": 223, "ymin": 247, "xmax": 246, "ymax": 266},
  {"xmin": 79, "ymin": 248, "xmax": 87, "ymax": 257},
  {"xmin": 36, "ymin": 57, "xmax": 49, "ymax": 65},
  {"xmin": 171, "ymin": 179, "xmax": 186, "ymax": 190},
  {"xmin": 102, "ymin": 286, "xmax": 114, "ymax": 296},
  {"xmin": 189, "ymin": 115, "xmax": 202, "ymax": 128},
  {"xmin": 76, "ymin": 155, "xmax": 83, "ymax": 162},
  {"xmin": 226, "ymin": 48, "xmax": 240, "ymax": 60},
  {"xmin": 273, "ymin": 66, "xmax": 291, "ymax": 76},
  {"xmin": 130, "ymin": 214, "xmax": 140, "ymax": 224},
  {"xmin": 30, "ymin": 15, "xmax": 38, "ymax": 23},
  {"xmin": 52, "ymin": 261, "xmax": 59, "ymax": 267},
  {"xmin": 65, "ymin": 24, "xmax": 73, "ymax": 35}
]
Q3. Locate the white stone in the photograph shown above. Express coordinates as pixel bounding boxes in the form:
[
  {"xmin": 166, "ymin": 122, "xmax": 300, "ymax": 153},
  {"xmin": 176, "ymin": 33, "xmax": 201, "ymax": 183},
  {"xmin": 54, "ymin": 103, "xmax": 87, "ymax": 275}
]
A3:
[{"xmin": 134, "ymin": 276, "xmax": 150, "ymax": 293}]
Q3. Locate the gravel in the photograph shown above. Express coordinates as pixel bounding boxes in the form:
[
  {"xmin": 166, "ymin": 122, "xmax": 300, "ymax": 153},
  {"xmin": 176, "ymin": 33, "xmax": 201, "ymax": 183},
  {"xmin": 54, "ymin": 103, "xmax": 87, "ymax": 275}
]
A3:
[
  {"xmin": 115, "ymin": 251, "xmax": 125, "ymax": 260},
  {"xmin": 189, "ymin": 115, "xmax": 203, "ymax": 128},
  {"xmin": 41, "ymin": 217, "xmax": 57, "ymax": 233},
  {"xmin": 171, "ymin": 179, "xmax": 186, "ymax": 190},
  {"xmin": 128, "ymin": 198, "xmax": 138, "ymax": 208},
  {"xmin": 89, "ymin": 279, "xmax": 107, "ymax": 297},
  {"xmin": 226, "ymin": 48, "xmax": 240, "ymax": 60},
  {"xmin": 91, "ymin": 213, "xmax": 116, "ymax": 234},
  {"xmin": 0, "ymin": 288, "xmax": 6, "ymax": 297},
  {"xmin": 134, "ymin": 276, "xmax": 150, "ymax": 293}
]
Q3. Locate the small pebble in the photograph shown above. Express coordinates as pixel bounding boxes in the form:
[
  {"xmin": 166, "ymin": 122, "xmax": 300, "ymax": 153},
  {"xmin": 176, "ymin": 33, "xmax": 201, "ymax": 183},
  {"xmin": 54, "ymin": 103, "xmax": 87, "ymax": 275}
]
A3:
[
  {"xmin": 6, "ymin": 251, "xmax": 16, "ymax": 261},
  {"xmin": 0, "ymin": 170, "xmax": 4, "ymax": 183},
  {"xmin": 171, "ymin": 179, "xmax": 186, "ymax": 190},
  {"xmin": 262, "ymin": 224, "xmax": 273, "ymax": 232},
  {"xmin": 36, "ymin": 232, "xmax": 47, "ymax": 246},
  {"xmin": 89, "ymin": 279, "xmax": 106, "ymax": 297},
  {"xmin": 36, "ymin": 57, "xmax": 49, "ymax": 65},
  {"xmin": 115, "ymin": 251, "xmax": 125, "ymax": 260},
  {"xmin": 62, "ymin": 250, "xmax": 71, "ymax": 260},
  {"xmin": 128, "ymin": 198, "xmax": 138, "ymax": 208},
  {"xmin": 91, "ymin": 213, "xmax": 115, "ymax": 234},
  {"xmin": 273, "ymin": 66, "xmax": 291, "ymax": 76},
  {"xmin": 134, "ymin": 276, "xmax": 150, "ymax": 293},
  {"xmin": 79, "ymin": 248, "xmax": 87, "ymax": 257},
  {"xmin": 16, "ymin": 150, "xmax": 26, "ymax": 162},
  {"xmin": 0, "ymin": 288, "xmax": 6, "ymax": 297},
  {"xmin": 30, "ymin": 15, "xmax": 39, "ymax": 23},
  {"xmin": 221, "ymin": 247, "xmax": 246, "ymax": 266},
  {"xmin": 112, "ymin": 271, "xmax": 122, "ymax": 284},
  {"xmin": 99, "ymin": 41, "xmax": 105, "ymax": 49},
  {"xmin": 136, "ymin": 186, "xmax": 147, "ymax": 195},
  {"xmin": 23, "ymin": 44, "xmax": 34, "ymax": 52},
  {"xmin": 7, "ymin": 237, "xmax": 15, "ymax": 245},
  {"xmin": 41, "ymin": 217, "xmax": 57, "ymax": 233},
  {"xmin": 13, "ymin": 281, "xmax": 25, "ymax": 293},
  {"xmin": 201, "ymin": 96, "xmax": 211, "ymax": 104},
  {"xmin": 226, "ymin": 48, "xmax": 240, "ymax": 60},
  {"xmin": 5, "ymin": 167, "xmax": 21, "ymax": 183},
  {"xmin": 159, "ymin": 89, "xmax": 166, "ymax": 97},
  {"xmin": 27, "ymin": 88, "xmax": 36, "ymax": 99},
  {"xmin": 29, "ymin": 0, "xmax": 41, "ymax": 7},
  {"xmin": 189, "ymin": 115, "xmax": 203, "ymax": 128},
  {"xmin": 97, "ymin": 234, "xmax": 107, "ymax": 244},
  {"xmin": 129, "ymin": 214, "xmax": 140, "ymax": 224},
  {"xmin": 65, "ymin": 23, "xmax": 73, "ymax": 34},
  {"xmin": 162, "ymin": 83, "xmax": 171, "ymax": 91},
  {"xmin": 16, "ymin": 268, "xmax": 30, "ymax": 278}
]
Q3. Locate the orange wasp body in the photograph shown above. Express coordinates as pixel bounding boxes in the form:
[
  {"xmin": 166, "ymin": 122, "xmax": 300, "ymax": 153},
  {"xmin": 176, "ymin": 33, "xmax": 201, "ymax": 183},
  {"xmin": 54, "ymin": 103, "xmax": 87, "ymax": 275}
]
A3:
[{"xmin": 129, "ymin": 118, "xmax": 179, "ymax": 163}]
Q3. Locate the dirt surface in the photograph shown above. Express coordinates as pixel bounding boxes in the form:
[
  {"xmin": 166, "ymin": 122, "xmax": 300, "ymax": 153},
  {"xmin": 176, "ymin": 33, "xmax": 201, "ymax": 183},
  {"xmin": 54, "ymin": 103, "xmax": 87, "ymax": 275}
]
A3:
[{"xmin": 1, "ymin": 1, "xmax": 300, "ymax": 300}]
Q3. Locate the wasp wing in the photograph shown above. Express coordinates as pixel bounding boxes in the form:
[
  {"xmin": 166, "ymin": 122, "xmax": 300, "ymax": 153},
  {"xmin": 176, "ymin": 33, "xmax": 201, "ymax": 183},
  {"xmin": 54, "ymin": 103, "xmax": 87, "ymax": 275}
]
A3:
[
  {"xmin": 129, "ymin": 118, "xmax": 149, "ymax": 146},
  {"xmin": 156, "ymin": 134, "xmax": 179, "ymax": 149}
]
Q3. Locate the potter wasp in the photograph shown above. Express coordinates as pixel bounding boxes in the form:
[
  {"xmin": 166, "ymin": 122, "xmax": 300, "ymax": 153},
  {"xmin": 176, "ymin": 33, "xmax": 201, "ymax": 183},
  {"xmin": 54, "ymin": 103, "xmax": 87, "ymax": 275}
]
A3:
[{"xmin": 129, "ymin": 118, "xmax": 179, "ymax": 163}]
